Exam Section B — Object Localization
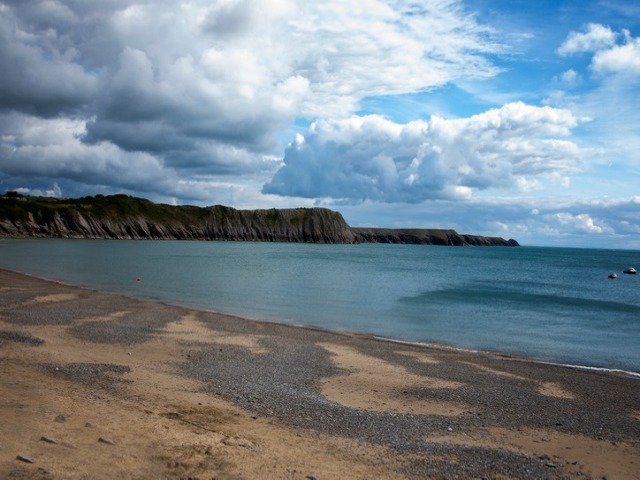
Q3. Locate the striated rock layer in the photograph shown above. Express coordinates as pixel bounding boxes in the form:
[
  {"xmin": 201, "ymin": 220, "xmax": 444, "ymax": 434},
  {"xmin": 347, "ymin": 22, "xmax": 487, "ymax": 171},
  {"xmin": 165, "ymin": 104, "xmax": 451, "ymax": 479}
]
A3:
[
  {"xmin": 351, "ymin": 228, "xmax": 520, "ymax": 246},
  {"xmin": 0, "ymin": 194, "xmax": 518, "ymax": 246}
]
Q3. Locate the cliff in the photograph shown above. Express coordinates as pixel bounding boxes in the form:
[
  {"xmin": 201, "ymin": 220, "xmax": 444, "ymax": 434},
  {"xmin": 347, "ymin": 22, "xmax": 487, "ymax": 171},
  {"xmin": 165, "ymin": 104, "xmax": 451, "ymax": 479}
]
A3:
[
  {"xmin": 352, "ymin": 228, "xmax": 520, "ymax": 247},
  {"xmin": 0, "ymin": 194, "xmax": 518, "ymax": 246}
]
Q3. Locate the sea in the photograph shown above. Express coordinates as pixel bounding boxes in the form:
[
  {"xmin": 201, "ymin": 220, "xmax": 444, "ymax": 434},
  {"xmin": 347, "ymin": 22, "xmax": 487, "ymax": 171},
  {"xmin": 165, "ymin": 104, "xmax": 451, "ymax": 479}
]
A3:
[{"xmin": 1, "ymin": 239, "xmax": 639, "ymax": 375}]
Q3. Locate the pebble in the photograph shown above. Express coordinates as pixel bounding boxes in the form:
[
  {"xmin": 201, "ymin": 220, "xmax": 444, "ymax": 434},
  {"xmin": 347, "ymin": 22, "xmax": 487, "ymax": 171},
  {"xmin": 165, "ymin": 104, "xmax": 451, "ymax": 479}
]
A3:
[
  {"xmin": 16, "ymin": 454, "xmax": 34, "ymax": 464},
  {"xmin": 222, "ymin": 437, "xmax": 254, "ymax": 449},
  {"xmin": 98, "ymin": 436, "xmax": 115, "ymax": 445},
  {"xmin": 54, "ymin": 414, "xmax": 66, "ymax": 423},
  {"xmin": 40, "ymin": 436, "xmax": 58, "ymax": 444}
]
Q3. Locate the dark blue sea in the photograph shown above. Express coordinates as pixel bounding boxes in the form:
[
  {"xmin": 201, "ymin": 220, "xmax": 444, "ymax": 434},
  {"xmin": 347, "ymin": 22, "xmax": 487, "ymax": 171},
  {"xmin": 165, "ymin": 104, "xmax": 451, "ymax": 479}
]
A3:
[{"xmin": 1, "ymin": 239, "xmax": 639, "ymax": 374}]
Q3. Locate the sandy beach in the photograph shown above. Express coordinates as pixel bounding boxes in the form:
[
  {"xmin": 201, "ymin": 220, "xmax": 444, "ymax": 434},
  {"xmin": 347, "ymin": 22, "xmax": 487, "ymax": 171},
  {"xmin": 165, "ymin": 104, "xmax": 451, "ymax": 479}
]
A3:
[{"xmin": 1, "ymin": 269, "xmax": 639, "ymax": 479}]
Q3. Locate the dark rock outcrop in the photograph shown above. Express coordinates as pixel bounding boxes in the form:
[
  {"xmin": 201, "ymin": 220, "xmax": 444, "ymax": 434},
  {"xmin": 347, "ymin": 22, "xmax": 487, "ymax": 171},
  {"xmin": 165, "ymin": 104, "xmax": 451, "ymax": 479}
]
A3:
[
  {"xmin": 0, "ymin": 194, "xmax": 518, "ymax": 246},
  {"xmin": 205, "ymin": 206, "xmax": 356, "ymax": 243},
  {"xmin": 351, "ymin": 228, "xmax": 518, "ymax": 246}
]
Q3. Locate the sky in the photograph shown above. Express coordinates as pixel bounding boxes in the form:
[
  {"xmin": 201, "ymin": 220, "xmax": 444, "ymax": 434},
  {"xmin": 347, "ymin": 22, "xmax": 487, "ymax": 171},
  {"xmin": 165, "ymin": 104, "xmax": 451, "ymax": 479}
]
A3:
[{"xmin": 0, "ymin": 0, "xmax": 639, "ymax": 248}]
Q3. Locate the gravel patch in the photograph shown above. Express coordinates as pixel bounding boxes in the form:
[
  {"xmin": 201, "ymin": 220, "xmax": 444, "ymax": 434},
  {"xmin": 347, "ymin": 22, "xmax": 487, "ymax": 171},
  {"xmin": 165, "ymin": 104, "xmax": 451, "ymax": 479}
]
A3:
[
  {"xmin": 0, "ymin": 330, "xmax": 45, "ymax": 346},
  {"xmin": 348, "ymin": 342, "xmax": 640, "ymax": 441},
  {"xmin": 0, "ymin": 294, "xmax": 121, "ymax": 326},
  {"xmin": 178, "ymin": 314, "xmax": 638, "ymax": 479},
  {"xmin": 399, "ymin": 444, "xmax": 564, "ymax": 480},
  {"xmin": 68, "ymin": 303, "xmax": 184, "ymax": 344},
  {"xmin": 181, "ymin": 338, "xmax": 564, "ymax": 478},
  {"xmin": 38, "ymin": 362, "xmax": 132, "ymax": 393},
  {"xmin": 0, "ymin": 284, "xmax": 62, "ymax": 307}
]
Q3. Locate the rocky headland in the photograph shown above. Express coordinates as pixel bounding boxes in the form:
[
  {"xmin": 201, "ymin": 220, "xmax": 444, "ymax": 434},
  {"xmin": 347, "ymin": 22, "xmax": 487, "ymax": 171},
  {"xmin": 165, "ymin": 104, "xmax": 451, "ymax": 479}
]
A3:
[{"xmin": 0, "ymin": 193, "xmax": 518, "ymax": 246}]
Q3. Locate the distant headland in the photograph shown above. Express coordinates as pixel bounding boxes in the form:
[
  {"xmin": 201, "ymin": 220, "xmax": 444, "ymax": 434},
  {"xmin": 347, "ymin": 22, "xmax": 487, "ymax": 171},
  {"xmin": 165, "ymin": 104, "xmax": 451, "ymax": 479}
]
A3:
[{"xmin": 0, "ymin": 192, "xmax": 518, "ymax": 246}]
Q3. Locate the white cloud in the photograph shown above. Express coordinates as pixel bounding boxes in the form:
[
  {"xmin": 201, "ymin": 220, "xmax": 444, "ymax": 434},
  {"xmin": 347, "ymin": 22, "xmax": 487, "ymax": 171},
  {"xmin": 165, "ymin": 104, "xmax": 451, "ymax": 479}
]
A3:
[
  {"xmin": 554, "ymin": 24, "xmax": 640, "ymax": 173},
  {"xmin": 550, "ymin": 212, "xmax": 609, "ymax": 234},
  {"xmin": 0, "ymin": 111, "xmax": 279, "ymax": 202},
  {"xmin": 264, "ymin": 102, "xmax": 587, "ymax": 203},
  {"xmin": 559, "ymin": 69, "xmax": 580, "ymax": 84},
  {"xmin": 15, "ymin": 182, "xmax": 62, "ymax": 198},
  {"xmin": 0, "ymin": 113, "xmax": 167, "ymax": 187},
  {"xmin": 557, "ymin": 23, "xmax": 617, "ymax": 56},
  {"xmin": 558, "ymin": 23, "xmax": 640, "ymax": 77},
  {"xmin": 0, "ymin": 0, "xmax": 503, "ymax": 195},
  {"xmin": 591, "ymin": 37, "xmax": 640, "ymax": 75}
]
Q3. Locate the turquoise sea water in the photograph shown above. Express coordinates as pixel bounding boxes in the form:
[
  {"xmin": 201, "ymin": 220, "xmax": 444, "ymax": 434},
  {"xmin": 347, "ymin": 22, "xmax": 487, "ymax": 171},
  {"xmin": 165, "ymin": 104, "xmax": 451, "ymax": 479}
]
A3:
[{"xmin": 1, "ymin": 239, "xmax": 639, "ymax": 373}]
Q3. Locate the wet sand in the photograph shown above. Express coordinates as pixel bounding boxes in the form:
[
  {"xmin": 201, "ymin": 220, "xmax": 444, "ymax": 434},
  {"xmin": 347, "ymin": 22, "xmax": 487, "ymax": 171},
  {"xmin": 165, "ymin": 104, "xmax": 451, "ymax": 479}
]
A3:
[{"xmin": 1, "ymin": 269, "xmax": 639, "ymax": 479}]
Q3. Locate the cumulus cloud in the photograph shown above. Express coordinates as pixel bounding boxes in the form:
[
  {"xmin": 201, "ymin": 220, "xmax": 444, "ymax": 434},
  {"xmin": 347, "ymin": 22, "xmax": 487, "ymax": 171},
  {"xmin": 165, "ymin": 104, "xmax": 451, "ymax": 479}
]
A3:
[
  {"xmin": 14, "ymin": 182, "xmax": 62, "ymax": 198},
  {"xmin": 591, "ymin": 37, "xmax": 640, "ymax": 75},
  {"xmin": 0, "ymin": 111, "xmax": 277, "ymax": 203},
  {"xmin": 550, "ymin": 212, "xmax": 609, "ymax": 234},
  {"xmin": 0, "ymin": 112, "xmax": 170, "ymax": 190},
  {"xmin": 557, "ymin": 23, "xmax": 617, "ymax": 56},
  {"xmin": 0, "ymin": 9, "xmax": 98, "ymax": 116},
  {"xmin": 559, "ymin": 69, "xmax": 580, "ymax": 85},
  {"xmin": 553, "ymin": 24, "xmax": 640, "ymax": 171},
  {"xmin": 0, "ymin": 0, "xmax": 505, "ymax": 201},
  {"xmin": 558, "ymin": 23, "xmax": 640, "ymax": 77},
  {"xmin": 264, "ymin": 102, "xmax": 587, "ymax": 203}
]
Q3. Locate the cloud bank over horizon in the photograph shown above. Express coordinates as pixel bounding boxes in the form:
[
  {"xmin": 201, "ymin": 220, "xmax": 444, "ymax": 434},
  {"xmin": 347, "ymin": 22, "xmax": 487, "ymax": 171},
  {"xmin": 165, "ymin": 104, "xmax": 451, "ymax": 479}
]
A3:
[
  {"xmin": 265, "ymin": 102, "xmax": 588, "ymax": 203},
  {"xmin": 0, "ymin": 0, "xmax": 639, "ymax": 247}
]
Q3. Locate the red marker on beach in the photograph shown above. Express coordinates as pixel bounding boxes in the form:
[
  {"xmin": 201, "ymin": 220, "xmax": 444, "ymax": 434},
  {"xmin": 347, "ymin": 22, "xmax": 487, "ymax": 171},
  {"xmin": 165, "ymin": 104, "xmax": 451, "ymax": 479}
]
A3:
[
  {"xmin": 137, "ymin": 277, "xmax": 141, "ymax": 283},
  {"xmin": 55, "ymin": 280, "xmax": 60, "ymax": 285}
]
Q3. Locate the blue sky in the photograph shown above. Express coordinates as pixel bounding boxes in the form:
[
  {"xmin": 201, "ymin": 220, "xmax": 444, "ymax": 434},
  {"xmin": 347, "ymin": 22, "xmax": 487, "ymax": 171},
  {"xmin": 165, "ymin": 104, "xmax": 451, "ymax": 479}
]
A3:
[{"xmin": 0, "ymin": 0, "xmax": 639, "ymax": 248}]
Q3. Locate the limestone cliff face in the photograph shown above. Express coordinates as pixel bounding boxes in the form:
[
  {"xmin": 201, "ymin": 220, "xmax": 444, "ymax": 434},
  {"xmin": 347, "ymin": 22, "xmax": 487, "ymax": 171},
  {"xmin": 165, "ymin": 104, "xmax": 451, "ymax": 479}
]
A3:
[
  {"xmin": 0, "ymin": 201, "xmax": 356, "ymax": 243},
  {"xmin": 0, "ymin": 195, "xmax": 518, "ymax": 246},
  {"xmin": 0, "ymin": 210, "xmax": 202, "ymax": 240},
  {"xmin": 204, "ymin": 206, "xmax": 356, "ymax": 243}
]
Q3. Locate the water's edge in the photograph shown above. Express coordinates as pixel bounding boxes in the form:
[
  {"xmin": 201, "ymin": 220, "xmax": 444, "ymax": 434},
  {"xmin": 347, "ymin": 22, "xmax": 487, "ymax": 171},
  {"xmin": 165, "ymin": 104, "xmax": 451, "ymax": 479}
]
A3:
[
  {"xmin": 3, "ymin": 266, "xmax": 639, "ymax": 380},
  {"xmin": 1, "ymin": 239, "xmax": 638, "ymax": 374}
]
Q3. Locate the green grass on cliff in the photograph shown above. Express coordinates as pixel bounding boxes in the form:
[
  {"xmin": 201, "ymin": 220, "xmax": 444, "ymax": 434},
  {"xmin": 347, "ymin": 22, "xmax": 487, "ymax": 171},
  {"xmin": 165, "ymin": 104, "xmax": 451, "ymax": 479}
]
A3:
[
  {"xmin": 0, "ymin": 193, "xmax": 332, "ymax": 230},
  {"xmin": 0, "ymin": 193, "xmax": 209, "ymax": 226}
]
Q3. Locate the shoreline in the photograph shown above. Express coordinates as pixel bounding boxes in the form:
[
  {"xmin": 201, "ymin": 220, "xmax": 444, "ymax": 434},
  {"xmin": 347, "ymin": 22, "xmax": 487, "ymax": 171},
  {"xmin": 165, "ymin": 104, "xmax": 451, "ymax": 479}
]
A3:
[
  {"xmin": 2, "ymin": 268, "xmax": 640, "ymax": 479},
  {"xmin": 370, "ymin": 335, "xmax": 640, "ymax": 380},
  {"xmin": 5, "ymin": 265, "xmax": 640, "ymax": 380}
]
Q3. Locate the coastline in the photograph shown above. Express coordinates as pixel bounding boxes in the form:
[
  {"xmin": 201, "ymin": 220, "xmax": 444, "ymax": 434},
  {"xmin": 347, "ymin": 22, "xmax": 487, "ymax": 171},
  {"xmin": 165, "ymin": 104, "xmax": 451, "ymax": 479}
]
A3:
[
  {"xmin": 8, "ymin": 264, "xmax": 640, "ymax": 380},
  {"xmin": 0, "ymin": 194, "xmax": 518, "ymax": 246},
  {"xmin": 2, "ymin": 239, "xmax": 639, "ymax": 375},
  {"xmin": 369, "ymin": 335, "xmax": 640, "ymax": 380},
  {"xmin": 1, "ymin": 268, "xmax": 639, "ymax": 479}
]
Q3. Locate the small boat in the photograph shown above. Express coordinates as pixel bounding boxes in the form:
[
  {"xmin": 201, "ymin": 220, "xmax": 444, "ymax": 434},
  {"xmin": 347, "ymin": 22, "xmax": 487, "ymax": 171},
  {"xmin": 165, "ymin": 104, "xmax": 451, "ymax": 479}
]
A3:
[
  {"xmin": 623, "ymin": 267, "xmax": 637, "ymax": 274},
  {"xmin": 608, "ymin": 273, "xmax": 617, "ymax": 279}
]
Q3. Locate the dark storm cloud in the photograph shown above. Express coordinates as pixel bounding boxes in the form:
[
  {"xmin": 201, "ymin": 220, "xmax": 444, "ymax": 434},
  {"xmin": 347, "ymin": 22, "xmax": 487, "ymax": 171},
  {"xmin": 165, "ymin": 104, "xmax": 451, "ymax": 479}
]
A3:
[
  {"xmin": 0, "ymin": 0, "xmax": 504, "ymax": 194},
  {"xmin": 0, "ymin": 11, "xmax": 97, "ymax": 116}
]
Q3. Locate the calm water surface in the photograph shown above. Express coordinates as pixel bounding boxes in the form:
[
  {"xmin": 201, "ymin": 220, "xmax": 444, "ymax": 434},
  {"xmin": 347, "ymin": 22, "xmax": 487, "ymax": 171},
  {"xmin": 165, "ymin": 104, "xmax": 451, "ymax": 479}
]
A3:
[{"xmin": 1, "ymin": 239, "xmax": 639, "ymax": 373}]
